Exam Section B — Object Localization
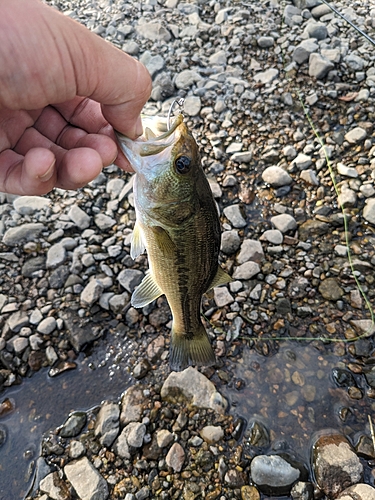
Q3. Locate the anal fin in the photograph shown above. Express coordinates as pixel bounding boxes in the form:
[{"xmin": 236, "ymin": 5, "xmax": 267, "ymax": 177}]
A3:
[{"xmin": 131, "ymin": 272, "xmax": 163, "ymax": 308}]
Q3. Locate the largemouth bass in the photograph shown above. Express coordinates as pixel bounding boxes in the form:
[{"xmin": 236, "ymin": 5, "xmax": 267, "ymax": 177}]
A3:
[{"xmin": 117, "ymin": 114, "xmax": 231, "ymax": 371}]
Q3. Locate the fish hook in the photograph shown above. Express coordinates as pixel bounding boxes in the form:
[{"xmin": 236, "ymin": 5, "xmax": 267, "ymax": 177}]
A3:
[{"xmin": 167, "ymin": 97, "xmax": 185, "ymax": 130}]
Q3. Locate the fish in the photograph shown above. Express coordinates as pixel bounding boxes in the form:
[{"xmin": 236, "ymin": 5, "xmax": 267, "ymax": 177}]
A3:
[{"xmin": 116, "ymin": 113, "xmax": 232, "ymax": 371}]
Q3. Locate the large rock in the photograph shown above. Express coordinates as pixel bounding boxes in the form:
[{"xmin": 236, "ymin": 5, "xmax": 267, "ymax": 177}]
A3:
[
  {"xmin": 64, "ymin": 457, "xmax": 108, "ymax": 500},
  {"xmin": 2, "ymin": 223, "xmax": 45, "ymax": 246},
  {"xmin": 312, "ymin": 433, "xmax": 363, "ymax": 498},
  {"xmin": 94, "ymin": 401, "xmax": 120, "ymax": 447},
  {"xmin": 250, "ymin": 454, "xmax": 303, "ymax": 496},
  {"xmin": 161, "ymin": 367, "xmax": 228, "ymax": 413},
  {"xmin": 13, "ymin": 196, "xmax": 50, "ymax": 215},
  {"xmin": 309, "ymin": 53, "xmax": 334, "ymax": 79},
  {"xmin": 39, "ymin": 471, "xmax": 71, "ymax": 500}
]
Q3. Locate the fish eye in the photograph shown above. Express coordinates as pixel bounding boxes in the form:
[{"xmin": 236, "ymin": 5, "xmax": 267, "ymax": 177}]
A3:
[{"xmin": 174, "ymin": 155, "xmax": 191, "ymax": 174}]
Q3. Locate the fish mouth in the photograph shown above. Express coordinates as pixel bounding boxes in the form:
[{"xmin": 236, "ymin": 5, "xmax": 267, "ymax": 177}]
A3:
[{"xmin": 116, "ymin": 114, "xmax": 185, "ymax": 170}]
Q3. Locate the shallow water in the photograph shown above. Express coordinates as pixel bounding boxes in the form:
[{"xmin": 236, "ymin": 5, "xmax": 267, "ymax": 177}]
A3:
[
  {"xmin": 224, "ymin": 342, "xmax": 375, "ymax": 465},
  {"xmin": 0, "ymin": 338, "xmax": 133, "ymax": 500}
]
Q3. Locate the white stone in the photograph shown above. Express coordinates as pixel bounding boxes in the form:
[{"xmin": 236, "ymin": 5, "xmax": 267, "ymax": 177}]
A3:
[{"xmin": 64, "ymin": 457, "xmax": 109, "ymax": 500}]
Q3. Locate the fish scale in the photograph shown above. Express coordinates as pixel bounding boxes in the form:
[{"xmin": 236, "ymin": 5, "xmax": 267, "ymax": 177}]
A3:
[{"xmin": 117, "ymin": 114, "xmax": 231, "ymax": 370}]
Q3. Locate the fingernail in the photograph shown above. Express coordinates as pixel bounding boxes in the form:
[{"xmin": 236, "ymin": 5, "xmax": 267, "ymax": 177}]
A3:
[
  {"xmin": 134, "ymin": 116, "xmax": 143, "ymax": 138},
  {"xmin": 38, "ymin": 159, "xmax": 56, "ymax": 182}
]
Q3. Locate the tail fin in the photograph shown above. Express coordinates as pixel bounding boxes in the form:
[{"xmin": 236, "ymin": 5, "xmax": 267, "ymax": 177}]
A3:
[{"xmin": 169, "ymin": 324, "xmax": 217, "ymax": 371}]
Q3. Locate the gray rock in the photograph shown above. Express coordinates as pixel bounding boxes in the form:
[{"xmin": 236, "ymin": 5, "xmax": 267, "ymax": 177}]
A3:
[
  {"xmin": 22, "ymin": 257, "xmax": 46, "ymax": 278},
  {"xmin": 220, "ymin": 230, "xmax": 241, "ymax": 254},
  {"xmin": 300, "ymin": 169, "xmax": 319, "ymax": 186},
  {"xmin": 337, "ymin": 163, "xmax": 358, "ymax": 178},
  {"xmin": 293, "ymin": 39, "xmax": 319, "ymax": 64},
  {"xmin": 7, "ymin": 310, "xmax": 29, "ymax": 332},
  {"xmin": 213, "ymin": 287, "xmax": 234, "ymax": 307},
  {"xmin": 118, "ymin": 269, "xmax": 144, "ymax": 293},
  {"xmin": 223, "ymin": 205, "xmax": 246, "ymax": 228},
  {"xmin": 290, "ymin": 481, "xmax": 314, "ymax": 500},
  {"xmin": 140, "ymin": 52, "xmax": 165, "ymax": 78},
  {"xmin": 338, "ymin": 188, "xmax": 357, "ymax": 208},
  {"xmin": 293, "ymin": 153, "xmax": 312, "ymax": 170},
  {"xmin": 254, "ymin": 68, "xmax": 279, "ymax": 85},
  {"xmin": 106, "ymin": 179, "xmax": 125, "ymax": 199},
  {"xmin": 237, "ymin": 239, "xmax": 265, "ymax": 264},
  {"xmin": 13, "ymin": 196, "xmax": 50, "ymax": 215},
  {"xmin": 122, "ymin": 40, "xmax": 139, "ymax": 55},
  {"xmin": 321, "ymin": 48, "xmax": 341, "ymax": 63},
  {"xmin": 175, "ymin": 70, "xmax": 201, "ymax": 89},
  {"xmin": 230, "ymin": 151, "xmax": 252, "ymax": 163},
  {"xmin": 109, "ymin": 293, "xmax": 129, "ymax": 314},
  {"xmin": 262, "ymin": 166, "xmax": 292, "ymax": 187},
  {"xmin": 46, "ymin": 346, "xmax": 58, "ymax": 365},
  {"xmin": 64, "ymin": 456, "xmax": 109, "ymax": 500},
  {"xmin": 363, "ymin": 198, "xmax": 375, "ymax": 225},
  {"xmin": 80, "ymin": 280, "xmax": 104, "ymax": 307},
  {"xmin": 136, "ymin": 21, "xmax": 171, "ymax": 42},
  {"xmin": 94, "ymin": 214, "xmax": 116, "ymax": 231},
  {"xmin": 161, "ymin": 366, "xmax": 228, "ymax": 413},
  {"xmin": 124, "ymin": 422, "xmax": 146, "ymax": 448},
  {"xmin": 2, "ymin": 223, "xmax": 45, "ymax": 246},
  {"xmin": 257, "ymin": 36, "xmax": 274, "ymax": 48},
  {"xmin": 284, "ymin": 5, "xmax": 301, "ymax": 26},
  {"xmin": 59, "ymin": 412, "xmax": 87, "ymax": 438},
  {"xmin": 319, "ymin": 278, "xmax": 344, "ymax": 301},
  {"xmin": 344, "ymin": 127, "xmax": 367, "ymax": 144},
  {"xmin": 39, "ymin": 471, "xmax": 71, "ymax": 500},
  {"xmin": 12, "ymin": 337, "xmax": 28, "ymax": 355},
  {"xmin": 250, "ymin": 455, "xmax": 301, "ymax": 495},
  {"xmin": 46, "ymin": 244, "xmax": 66, "ymax": 269},
  {"xmin": 260, "ymin": 229, "xmax": 283, "ymax": 245},
  {"xmin": 312, "ymin": 433, "xmax": 363, "ymax": 498},
  {"xmin": 345, "ymin": 53, "xmax": 365, "ymax": 71},
  {"xmin": 184, "ymin": 95, "xmax": 201, "ymax": 116},
  {"xmin": 113, "ymin": 429, "xmax": 131, "ymax": 459},
  {"xmin": 360, "ymin": 185, "xmax": 375, "ymax": 198},
  {"xmin": 309, "ymin": 53, "xmax": 334, "ymax": 79},
  {"xmin": 94, "ymin": 401, "xmax": 120, "ymax": 448},
  {"xmin": 166, "ymin": 442, "xmax": 185, "ymax": 472},
  {"xmin": 271, "ymin": 214, "xmax": 297, "ymax": 233},
  {"xmin": 311, "ymin": 3, "xmax": 332, "ymax": 18},
  {"xmin": 69, "ymin": 440, "xmax": 86, "ymax": 459},
  {"xmin": 306, "ymin": 21, "xmax": 328, "ymax": 40},
  {"xmin": 120, "ymin": 385, "xmax": 144, "ymax": 426},
  {"xmin": 232, "ymin": 261, "xmax": 261, "ymax": 280},
  {"xmin": 37, "ymin": 317, "xmax": 57, "ymax": 335},
  {"xmin": 68, "ymin": 205, "xmax": 91, "ymax": 229},
  {"xmin": 209, "ymin": 50, "xmax": 227, "ymax": 66}
]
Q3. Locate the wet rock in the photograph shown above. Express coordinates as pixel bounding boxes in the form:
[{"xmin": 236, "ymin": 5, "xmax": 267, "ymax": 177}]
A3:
[
  {"xmin": 59, "ymin": 412, "xmax": 87, "ymax": 438},
  {"xmin": 355, "ymin": 435, "xmax": 375, "ymax": 459},
  {"xmin": 166, "ymin": 442, "xmax": 185, "ymax": 472},
  {"xmin": 3, "ymin": 223, "xmax": 45, "ymax": 246},
  {"xmin": 224, "ymin": 468, "xmax": 246, "ymax": 488},
  {"xmin": 161, "ymin": 367, "xmax": 228, "ymax": 413},
  {"xmin": 312, "ymin": 433, "xmax": 363, "ymax": 498},
  {"xmin": 64, "ymin": 456, "xmax": 108, "ymax": 500},
  {"xmin": 290, "ymin": 481, "xmax": 314, "ymax": 500},
  {"xmin": 336, "ymin": 483, "xmax": 375, "ymax": 500},
  {"xmin": 319, "ymin": 278, "xmax": 344, "ymax": 301},
  {"xmin": 247, "ymin": 420, "xmax": 270, "ymax": 448},
  {"xmin": 94, "ymin": 401, "xmax": 120, "ymax": 448},
  {"xmin": 39, "ymin": 471, "xmax": 71, "ymax": 500},
  {"xmin": 262, "ymin": 166, "xmax": 292, "ymax": 187},
  {"xmin": 250, "ymin": 454, "xmax": 301, "ymax": 496},
  {"xmin": 146, "ymin": 335, "xmax": 165, "ymax": 363}
]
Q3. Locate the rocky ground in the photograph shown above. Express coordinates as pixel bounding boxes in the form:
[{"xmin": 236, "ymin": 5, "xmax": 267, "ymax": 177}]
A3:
[{"xmin": 1, "ymin": 0, "xmax": 375, "ymax": 499}]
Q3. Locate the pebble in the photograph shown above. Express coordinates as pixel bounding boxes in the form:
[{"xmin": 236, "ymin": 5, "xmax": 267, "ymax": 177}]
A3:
[
  {"xmin": 136, "ymin": 21, "xmax": 171, "ymax": 42},
  {"xmin": 318, "ymin": 278, "xmax": 344, "ymax": 301},
  {"xmin": 46, "ymin": 244, "xmax": 66, "ymax": 269},
  {"xmin": 68, "ymin": 205, "xmax": 91, "ymax": 229},
  {"xmin": 156, "ymin": 429, "xmax": 174, "ymax": 448},
  {"xmin": 2, "ymin": 223, "xmax": 45, "ymax": 246},
  {"xmin": 117, "ymin": 269, "xmax": 143, "ymax": 293},
  {"xmin": 292, "ymin": 153, "xmax": 312, "ymax": 170},
  {"xmin": 220, "ymin": 230, "xmax": 241, "ymax": 254},
  {"xmin": 237, "ymin": 239, "xmax": 265, "ymax": 264},
  {"xmin": 94, "ymin": 214, "xmax": 116, "ymax": 231},
  {"xmin": 293, "ymin": 39, "xmax": 319, "ymax": 64},
  {"xmin": 39, "ymin": 472, "xmax": 70, "ymax": 500},
  {"xmin": 363, "ymin": 198, "xmax": 375, "ymax": 225},
  {"xmin": 94, "ymin": 401, "xmax": 120, "ymax": 448},
  {"xmin": 253, "ymin": 68, "xmax": 279, "ymax": 85},
  {"xmin": 337, "ymin": 163, "xmax": 358, "ymax": 178},
  {"xmin": 80, "ymin": 280, "xmax": 104, "ymax": 307},
  {"xmin": 260, "ymin": 230, "xmax": 283, "ymax": 245},
  {"xmin": 270, "ymin": 214, "xmax": 297, "ymax": 233},
  {"xmin": 309, "ymin": 53, "xmax": 334, "ymax": 79},
  {"xmin": 166, "ymin": 442, "xmax": 185, "ymax": 473},
  {"xmin": 184, "ymin": 96, "xmax": 201, "ymax": 116},
  {"xmin": 300, "ymin": 169, "xmax": 319, "ymax": 185},
  {"xmin": 345, "ymin": 127, "xmax": 367, "ymax": 144},
  {"xmin": 232, "ymin": 261, "xmax": 261, "ymax": 280},
  {"xmin": 199, "ymin": 425, "xmax": 224, "ymax": 444},
  {"xmin": 174, "ymin": 69, "xmax": 201, "ymax": 89},
  {"xmin": 213, "ymin": 287, "xmax": 234, "ymax": 307},
  {"xmin": 13, "ymin": 196, "xmax": 50, "ymax": 215},
  {"xmin": 230, "ymin": 151, "xmax": 253, "ymax": 163},
  {"xmin": 250, "ymin": 455, "xmax": 301, "ymax": 496},
  {"xmin": 336, "ymin": 484, "xmax": 375, "ymax": 500}
]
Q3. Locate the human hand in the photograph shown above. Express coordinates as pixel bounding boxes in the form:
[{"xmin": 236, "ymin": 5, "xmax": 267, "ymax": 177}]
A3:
[{"xmin": 0, "ymin": 0, "xmax": 151, "ymax": 195}]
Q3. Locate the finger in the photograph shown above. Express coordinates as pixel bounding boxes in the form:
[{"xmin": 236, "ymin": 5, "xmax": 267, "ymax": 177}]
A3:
[
  {"xmin": 55, "ymin": 147, "xmax": 103, "ymax": 190},
  {"xmin": 53, "ymin": 97, "xmax": 109, "ymax": 134},
  {"xmin": 0, "ymin": 147, "xmax": 56, "ymax": 195}
]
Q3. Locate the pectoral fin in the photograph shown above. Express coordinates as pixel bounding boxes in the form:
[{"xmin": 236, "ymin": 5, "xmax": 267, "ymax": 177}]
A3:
[
  {"xmin": 151, "ymin": 226, "xmax": 176, "ymax": 257},
  {"xmin": 131, "ymin": 272, "xmax": 163, "ymax": 308},
  {"xmin": 130, "ymin": 222, "xmax": 146, "ymax": 259},
  {"xmin": 207, "ymin": 266, "xmax": 232, "ymax": 291}
]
